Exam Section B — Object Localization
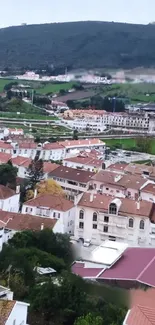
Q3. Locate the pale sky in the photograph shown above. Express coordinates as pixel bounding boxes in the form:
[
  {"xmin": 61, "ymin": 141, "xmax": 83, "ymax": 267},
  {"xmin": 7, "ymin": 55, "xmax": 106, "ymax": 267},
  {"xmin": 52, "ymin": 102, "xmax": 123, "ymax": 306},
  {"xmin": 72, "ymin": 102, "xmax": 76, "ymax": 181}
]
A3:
[{"xmin": 0, "ymin": 0, "xmax": 154, "ymax": 28}]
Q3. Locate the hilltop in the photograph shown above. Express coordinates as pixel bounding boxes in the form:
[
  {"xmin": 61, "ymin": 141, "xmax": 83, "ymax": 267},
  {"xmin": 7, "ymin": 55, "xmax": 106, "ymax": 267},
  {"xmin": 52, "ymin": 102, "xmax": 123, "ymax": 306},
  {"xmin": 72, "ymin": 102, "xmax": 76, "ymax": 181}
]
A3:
[{"xmin": 0, "ymin": 21, "xmax": 155, "ymax": 70}]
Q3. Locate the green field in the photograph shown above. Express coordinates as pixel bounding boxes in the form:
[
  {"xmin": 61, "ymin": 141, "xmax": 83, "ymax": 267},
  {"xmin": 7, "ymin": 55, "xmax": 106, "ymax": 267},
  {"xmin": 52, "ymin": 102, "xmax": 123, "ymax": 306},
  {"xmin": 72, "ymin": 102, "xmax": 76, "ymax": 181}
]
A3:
[
  {"xmin": 0, "ymin": 79, "xmax": 15, "ymax": 92},
  {"xmin": 101, "ymin": 83, "xmax": 155, "ymax": 103},
  {"xmin": 103, "ymin": 137, "xmax": 155, "ymax": 154},
  {"xmin": 36, "ymin": 82, "xmax": 74, "ymax": 95}
]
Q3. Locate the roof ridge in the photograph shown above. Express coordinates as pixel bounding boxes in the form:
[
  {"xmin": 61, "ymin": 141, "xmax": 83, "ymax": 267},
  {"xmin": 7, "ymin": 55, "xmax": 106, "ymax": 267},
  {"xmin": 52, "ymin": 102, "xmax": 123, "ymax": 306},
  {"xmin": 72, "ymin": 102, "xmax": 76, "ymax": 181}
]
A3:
[
  {"xmin": 137, "ymin": 255, "xmax": 155, "ymax": 281},
  {"xmin": 137, "ymin": 305, "xmax": 155, "ymax": 325}
]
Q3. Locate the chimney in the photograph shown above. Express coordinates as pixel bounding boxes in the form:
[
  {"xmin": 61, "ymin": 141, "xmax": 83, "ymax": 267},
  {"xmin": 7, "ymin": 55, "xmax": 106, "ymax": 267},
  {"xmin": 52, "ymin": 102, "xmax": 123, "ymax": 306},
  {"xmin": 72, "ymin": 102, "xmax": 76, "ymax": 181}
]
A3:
[
  {"xmin": 137, "ymin": 201, "xmax": 140, "ymax": 210},
  {"xmin": 41, "ymin": 223, "xmax": 44, "ymax": 231},
  {"xmin": 34, "ymin": 188, "xmax": 37, "ymax": 199},
  {"xmin": 90, "ymin": 193, "xmax": 94, "ymax": 202},
  {"xmin": 16, "ymin": 185, "xmax": 20, "ymax": 194}
]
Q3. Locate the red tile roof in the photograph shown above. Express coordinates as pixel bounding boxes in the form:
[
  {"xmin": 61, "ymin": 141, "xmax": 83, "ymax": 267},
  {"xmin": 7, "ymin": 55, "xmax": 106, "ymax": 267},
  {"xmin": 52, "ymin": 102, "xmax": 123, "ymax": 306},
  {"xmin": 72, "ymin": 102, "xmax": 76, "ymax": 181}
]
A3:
[
  {"xmin": 117, "ymin": 174, "xmax": 147, "ymax": 190},
  {"xmin": 0, "ymin": 300, "xmax": 16, "ymax": 324},
  {"xmin": 126, "ymin": 305, "xmax": 155, "ymax": 325},
  {"xmin": 72, "ymin": 263, "xmax": 102, "ymax": 278},
  {"xmin": 43, "ymin": 142, "xmax": 65, "ymax": 150},
  {"xmin": 0, "ymin": 141, "xmax": 13, "ymax": 149},
  {"xmin": 0, "ymin": 152, "xmax": 12, "ymax": 163},
  {"xmin": 64, "ymin": 156, "xmax": 103, "ymax": 168},
  {"xmin": 0, "ymin": 210, "xmax": 57, "ymax": 231},
  {"xmin": 18, "ymin": 142, "xmax": 37, "ymax": 149},
  {"xmin": 126, "ymin": 289, "xmax": 155, "ymax": 325},
  {"xmin": 24, "ymin": 194, "xmax": 74, "ymax": 212},
  {"xmin": 78, "ymin": 193, "xmax": 154, "ymax": 218},
  {"xmin": 0, "ymin": 185, "xmax": 15, "ymax": 199},
  {"xmin": 11, "ymin": 156, "xmax": 31, "ymax": 167},
  {"xmin": 141, "ymin": 183, "xmax": 155, "ymax": 195},
  {"xmin": 108, "ymin": 163, "xmax": 128, "ymax": 172},
  {"xmin": 59, "ymin": 138, "xmax": 104, "ymax": 148},
  {"xmin": 43, "ymin": 162, "xmax": 60, "ymax": 174},
  {"xmin": 50, "ymin": 165, "xmax": 95, "ymax": 183}
]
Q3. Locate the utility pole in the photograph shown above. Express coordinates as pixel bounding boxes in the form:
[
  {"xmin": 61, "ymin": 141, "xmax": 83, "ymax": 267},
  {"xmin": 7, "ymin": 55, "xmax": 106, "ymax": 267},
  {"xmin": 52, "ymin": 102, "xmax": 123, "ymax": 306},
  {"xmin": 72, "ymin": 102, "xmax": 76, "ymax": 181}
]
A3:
[
  {"xmin": 32, "ymin": 89, "xmax": 34, "ymax": 105},
  {"xmin": 113, "ymin": 97, "xmax": 116, "ymax": 113}
]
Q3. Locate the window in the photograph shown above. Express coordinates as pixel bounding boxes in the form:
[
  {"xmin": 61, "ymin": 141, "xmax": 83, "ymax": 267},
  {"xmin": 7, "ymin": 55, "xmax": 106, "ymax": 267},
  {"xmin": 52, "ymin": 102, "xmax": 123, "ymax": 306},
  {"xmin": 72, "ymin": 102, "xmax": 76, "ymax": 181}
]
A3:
[
  {"xmin": 106, "ymin": 187, "xmax": 109, "ymax": 190},
  {"xmin": 93, "ymin": 224, "xmax": 97, "ymax": 229},
  {"xmin": 79, "ymin": 222, "xmax": 84, "ymax": 229},
  {"xmin": 129, "ymin": 218, "xmax": 134, "ymax": 228},
  {"xmin": 79, "ymin": 210, "xmax": 84, "ymax": 219},
  {"xmin": 140, "ymin": 220, "xmax": 145, "ymax": 230},
  {"xmin": 100, "ymin": 184, "xmax": 103, "ymax": 190},
  {"xmin": 24, "ymin": 149, "xmax": 27, "ymax": 154},
  {"xmin": 53, "ymin": 212, "xmax": 56, "ymax": 218},
  {"xmin": 109, "ymin": 203, "xmax": 117, "ymax": 215},
  {"xmin": 104, "ymin": 216, "xmax": 109, "ymax": 223},
  {"xmin": 93, "ymin": 212, "xmax": 97, "ymax": 222},
  {"xmin": 25, "ymin": 207, "xmax": 28, "ymax": 212},
  {"xmin": 103, "ymin": 225, "xmax": 108, "ymax": 233},
  {"xmin": 58, "ymin": 213, "xmax": 60, "ymax": 219}
]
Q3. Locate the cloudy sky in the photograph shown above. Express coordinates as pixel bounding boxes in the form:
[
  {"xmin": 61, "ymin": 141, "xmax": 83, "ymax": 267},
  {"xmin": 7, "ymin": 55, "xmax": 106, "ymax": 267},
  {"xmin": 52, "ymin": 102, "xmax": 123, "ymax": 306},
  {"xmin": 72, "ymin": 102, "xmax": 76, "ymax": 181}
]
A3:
[{"xmin": 0, "ymin": 0, "xmax": 154, "ymax": 27}]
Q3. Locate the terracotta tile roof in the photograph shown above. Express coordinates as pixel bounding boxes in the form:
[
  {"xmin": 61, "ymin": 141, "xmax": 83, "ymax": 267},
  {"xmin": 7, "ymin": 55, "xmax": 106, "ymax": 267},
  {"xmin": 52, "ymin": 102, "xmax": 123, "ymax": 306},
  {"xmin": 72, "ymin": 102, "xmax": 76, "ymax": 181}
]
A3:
[
  {"xmin": 64, "ymin": 156, "xmax": 103, "ymax": 168},
  {"xmin": 49, "ymin": 165, "xmax": 95, "ymax": 183},
  {"xmin": 11, "ymin": 156, "xmax": 31, "ymax": 167},
  {"xmin": 0, "ymin": 152, "xmax": 12, "ymax": 163},
  {"xmin": 141, "ymin": 183, "xmax": 155, "ymax": 195},
  {"xmin": 126, "ymin": 289, "xmax": 155, "ymax": 325},
  {"xmin": 24, "ymin": 194, "xmax": 74, "ymax": 212},
  {"xmin": 78, "ymin": 193, "xmax": 154, "ymax": 218},
  {"xmin": 18, "ymin": 142, "xmax": 37, "ymax": 149},
  {"xmin": 91, "ymin": 170, "xmax": 124, "ymax": 186},
  {"xmin": 126, "ymin": 305, "xmax": 155, "ymax": 325},
  {"xmin": 0, "ymin": 300, "xmax": 16, "ymax": 324},
  {"xmin": 0, "ymin": 185, "xmax": 15, "ymax": 199},
  {"xmin": 59, "ymin": 138, "xmax": 104, "ymax": 148},
  {"xmin": 117, "ymin": 174, "xmax": 148, "ymax": 190},
  {"xmin": 0, "ymin": 210, "xmax": 57, "ymax": 231},
  {"xmin": 43, "ymin": 162, "xmax": 60, "ymax": 174},
  {"xmin": 43, "ymin": 142, "xmax": 65, "ymax": 150},
  {"xmin": 0, "ymin": 141, "xmax": 13, "ymax": 149},
  {"xmin": 108, "ymin": 163, "xmax": 128, "ymax": 172},
  {"xmin": 125, "ymin": 163, "xmax": 155, "ymax": 177}
]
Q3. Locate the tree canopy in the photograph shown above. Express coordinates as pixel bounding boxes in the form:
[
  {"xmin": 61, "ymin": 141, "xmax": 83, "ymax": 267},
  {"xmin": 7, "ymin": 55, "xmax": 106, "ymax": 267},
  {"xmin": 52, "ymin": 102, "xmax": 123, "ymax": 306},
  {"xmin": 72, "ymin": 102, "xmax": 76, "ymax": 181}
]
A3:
[
  {"xmin": 1, "ymin": 21, "xmax": 155, "ymax": 69},
  {"xmin": 0, "ymin": 229, "xmax": 127, "ymax": 325},
  {"xmin": 0, "ymin": 161, "xmax": 17, "ymax": 187},
  {"xmin": 37, "ymin": 179, "xmax": 64, "ymax": 196}
]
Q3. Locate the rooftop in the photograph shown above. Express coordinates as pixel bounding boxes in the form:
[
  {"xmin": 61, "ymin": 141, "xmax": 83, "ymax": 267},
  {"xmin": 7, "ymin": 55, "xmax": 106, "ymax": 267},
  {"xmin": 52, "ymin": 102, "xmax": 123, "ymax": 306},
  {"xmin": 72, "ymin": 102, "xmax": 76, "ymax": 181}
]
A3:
[
  {"xmin": 24, "ymin": 193, "xmax": 74, "ymax": 212},
  {"xmin": 0, "ymin": 152, "xmax": 12, "ymax": 163},
  {"xmin": 78, "ymin": 193, "xmax": 154, "ymax": 218},
  {"xmin": 117, "ymin": 174, "xmax": 147, "ymax": 190},
  {"xmin": 43, "ymin": 162, "xmax": 60, "ymax": 174},
  {"xmin": 0, "ymin": 141, "xmax": 13, "ymax": 149},
  {"xmin": 18, "ymin": 142, "xmax": 37, "ymax": 149},
  {"xmin": 0, "ymin": 185, "xmax": 15, "ymax": 199},
  {"xmin": 0, "ymin": 300, "xmax": 16, "ymax": 324},
  {"xmin": 141, "ymin": 183, "xmax": 155, "ymax": 195},
  {"xmin": 64, "ymin": 155, "xmax": 103, "ymax": 168},
  {"xmin": 72, "ymin": 247, "xmax": 155, "ymax": 287},
  {"xmin": 11, "ymin": 156, "xmax": 31, "ymax": 167},
  {"xmin": 49, "ymin": 165, "xmax": 95, "ymax": 183},
  {"xmin": 0, "ymin": 210, "xmax": 57, "ymax": 231},
  {"xmin": 59, "ymin": 138, "xmax": 104, "ymax": 148},
  {"xmin": 43, "ymin": 142, "xmax": 65, "ymax": 150},
  {"xmin": 108, "ymin": 163, "xmax": 128, "ymax": 172}
]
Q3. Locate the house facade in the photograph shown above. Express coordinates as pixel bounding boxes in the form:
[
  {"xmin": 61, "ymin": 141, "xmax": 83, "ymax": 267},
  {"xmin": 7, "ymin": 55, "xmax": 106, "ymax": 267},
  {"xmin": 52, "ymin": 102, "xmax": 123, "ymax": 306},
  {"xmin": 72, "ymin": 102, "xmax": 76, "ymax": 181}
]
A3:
[
  {"xmin": 22, "ymin": 194, "xmax": 75, "ymax": 234},
  {"xmin": 0, "ymin": 300, "xmax": 29, "ymax": 325},
  {"xmin": 74, "ymin": 193, "xmax": 155, "ymax": 247},
  {"xmin": 0, "ymin": 185, "xmax": 20, "ymax": 213}
]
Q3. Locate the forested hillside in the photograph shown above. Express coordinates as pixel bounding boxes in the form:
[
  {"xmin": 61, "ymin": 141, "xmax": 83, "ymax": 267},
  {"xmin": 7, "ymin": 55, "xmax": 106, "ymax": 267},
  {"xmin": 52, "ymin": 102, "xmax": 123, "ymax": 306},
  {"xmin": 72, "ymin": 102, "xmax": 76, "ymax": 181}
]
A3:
[{"xmin": 0, "ymin": 21, "xmax": 155, "ymax": 70}]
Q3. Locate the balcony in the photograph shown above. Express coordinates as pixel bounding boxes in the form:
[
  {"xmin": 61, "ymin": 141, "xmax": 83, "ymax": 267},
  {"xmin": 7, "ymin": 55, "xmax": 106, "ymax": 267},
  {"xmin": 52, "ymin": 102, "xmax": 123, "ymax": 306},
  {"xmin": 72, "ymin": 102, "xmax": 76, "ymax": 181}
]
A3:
[{"xmin": 56, "ymin": 180, "xmax": 87, "ymax": 192}]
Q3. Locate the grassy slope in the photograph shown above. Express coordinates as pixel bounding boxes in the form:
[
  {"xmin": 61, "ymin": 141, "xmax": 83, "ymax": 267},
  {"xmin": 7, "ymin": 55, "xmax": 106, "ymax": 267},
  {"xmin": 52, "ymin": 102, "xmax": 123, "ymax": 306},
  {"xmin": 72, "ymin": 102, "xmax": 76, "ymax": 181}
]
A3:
[
  {"xmin": 36, "ymin": 82, "xmax": 75, "ymax": 94},
  {"xmin": 103, "ymin": 138, "xmax": 155, "ymax": 154}
]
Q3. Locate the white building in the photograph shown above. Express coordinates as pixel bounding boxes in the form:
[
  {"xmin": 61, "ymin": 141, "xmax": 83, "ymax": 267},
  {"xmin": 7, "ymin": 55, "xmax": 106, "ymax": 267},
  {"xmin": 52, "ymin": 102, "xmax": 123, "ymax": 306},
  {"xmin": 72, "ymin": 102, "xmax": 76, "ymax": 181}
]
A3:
[
  {"xmin": 40, "ymin": 142, "xmax": 66, "ymax": 161},
  {"xmin": 11, "ymin": 156, "xmax": 32, "ymax": 178},
  {"xmin": 0, "ymin": 185, "xmax": 20, "ymax": 213},
  {"xmin": 49, "ymin": 165, "xmax": 95, "ymax": 199},
  {"xmin": 74, "ymin": 192, "xmax": 155, "ymax": 247},
  {"xmin": 63, "ymin": 155, "xmax": 104, "ymax": 172},
  {"xmin": 0, "ymin": 210, "xmax": 64, "ymax": 250},
  {"xmin": 0, "ymin": 298, "xmax": 29, "ymax": 325},
  {"xmin": 64, "ymin": 111, "xmax": 150, "ymax": 132},
  {"xmin": 22, "ymin": 193, "xmax": 75, "ymax": 234},
  {"xmin": 0, "ymin": 141, "xmax": 13, "ymax": 154}
]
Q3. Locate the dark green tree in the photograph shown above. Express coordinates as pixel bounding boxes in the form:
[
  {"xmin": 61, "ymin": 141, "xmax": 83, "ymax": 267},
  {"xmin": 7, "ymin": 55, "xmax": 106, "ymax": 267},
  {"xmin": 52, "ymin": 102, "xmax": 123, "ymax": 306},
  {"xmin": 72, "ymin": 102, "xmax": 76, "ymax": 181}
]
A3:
[
  {"xmin": 27, "ymin": 159, "xmax": 44, "ymax": 188},
  {"xmin": 74, "ymin": 313, "xmax": 103, "ymax": 325},
  {"xmin": 73, "ymin": 129, "xmax": 78, "ymax": 140},
  {"xmin": 0, "ymin": 162, "xmax": 17, "ymax": 187}
]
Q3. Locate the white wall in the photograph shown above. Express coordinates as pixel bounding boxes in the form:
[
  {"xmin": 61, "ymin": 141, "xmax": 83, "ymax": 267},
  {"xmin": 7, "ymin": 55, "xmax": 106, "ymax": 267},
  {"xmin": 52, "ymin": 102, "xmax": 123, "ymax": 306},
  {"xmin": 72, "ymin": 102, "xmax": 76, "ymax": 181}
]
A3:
[
  {"xmin": 40, "ymin": 148, "xmax": 65, "ymax": 161},
  {"xmin": 6, "ymin": 301, "xmax": 29, "ymax": 325},
  {"xmin": 74, "ymin": 205, "xmax": 151, "ymax": 247},
  {"xmin": 141, "ymin": 191, "xmax": 155, "ymax": 202},
  {"xmin": 0, "ymin": 194, "xmax": 20, "ymax": 212}
]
